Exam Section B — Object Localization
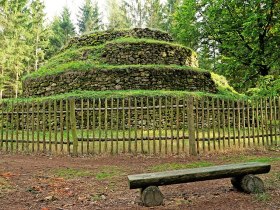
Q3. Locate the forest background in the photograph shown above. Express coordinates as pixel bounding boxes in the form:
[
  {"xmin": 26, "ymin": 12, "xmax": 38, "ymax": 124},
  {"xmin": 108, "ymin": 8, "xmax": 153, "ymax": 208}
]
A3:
[{"xmin": 0, "ymin": 0, "xmax": 279, "ymax": 99}]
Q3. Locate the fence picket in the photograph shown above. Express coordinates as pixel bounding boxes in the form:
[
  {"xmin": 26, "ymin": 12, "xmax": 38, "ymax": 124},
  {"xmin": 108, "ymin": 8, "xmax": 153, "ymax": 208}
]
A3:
[
  {"xmin": 159, "ymin": 97, "xmax": 162, "ymax": 154},
  {"xmin": 59, "ymin": 100, "xmax": 64, "ymax": 153},
  {"xmin": 0, "ymin": 102, "xmax": 3, "ymax": 150},
  {"xmin": 265, "ymin": 99, "xmax": 269, "ymax": 145},
  {"xmin": 195, "ymin": 98, "xmax": 199, "ymax": 154},
  {"xmin": 54, "ymin": 100, "xmax": 58, "ymax": 153},
  {"xmin": 176, "ymin": 97, "xmax": 180, "ymax": 154},
  {"xmin": 48, "ymin": 101, "xmax": 52, "ymax": 153},
  {"xmin": 15, "ymin": 103, "xmax": 19, "ymax": 151},
  {"xmin": 260, "ymin": 99, "xmax": 265, "ymax": 145},
  {"xmin": 152, "ymin": 97, "xmax": 156, "ymax": 154},
  {"xmin": 273, "ymin": 97, "xmax": 277, "ymax": 146},
  {"xmin": 212, "ymin": 98, "xmax": 216, "ymax": 150},
  {"xmin": 170, "ymin": 97, "xmax": 174, "ymax": 154},
  {"xmin": 98, "ymin": 98, "xmax": 102, "ymax": 154},
  {"xmin": 201, "ymin": 98, "xmax": 205, "ymax": 152},
  {"xmin": 146, "ymin": 97, "xmax": 151, "ymax": 154},
  {"xmin": 182, "ymin": 98, "xmax": 186, "ymax": 153},
  {"xmin": 81, "ymin": 99, "xmax": 84, "ymax": 154},
  {"xmin": 21, "ymin": 103, "xmax": 25, "ymax": 151},
  {"xmin": 140, "ymin": 97, "xmax": 144, "ymax": 153},
  {"xmin": 206, "ymin": 97, "xmax": 211, "ymax": 151},
  {"xmin": 256, "ymin": 101, "xmax": 260, "ymax": 145},
  {"xmin": 110, "ymin": 97, "xmax": 114, "ymax": 154},
  {"xmin": 0, "ymin": 96, "xmax": 279, "ymax": 156},
  {"xmin": 164, "ymin": 96, "xmax": 168, "ymax": 154},
  {"xmin": 92, "ymin": 99, "xmax": 96, "ymax": 154},
  {"xmin": 10, "ymin": 102, "xmax": 14, "ymax": 152},
  {"xmin": 227, "ymin": 99, "xmax": 231, "ymax": 148},
  {"xmin": 116, "ymin": 98, "xmax": 119, "ymax": 154},
  {"xmin": 222, "ymin": 99, "xmax": 226, "ymax": 149},
  {"xmin": 128, "ymin": 98, "xmax": 131, "ymax": 153},
  {"xmin": 242, "ymin": 100, "xmax": 246, "ymax": 148},
  {"xmin": 87, "ymin": 99, "xmax": 90, "ymax": 154},
  {"xmin": 217, "ymin": 98, "xmax": 221, "ymax": 150},
  {"xmin": 104, "ymin": 98, "xmax": 108, "ymax": 152},
  {"xmin": 237, "ymin": 100, "xmax": 241, "ymax": 148},
  {"xmin": 269, "ymin": 97, "xmax": 273, "ymax": 145},
  {"xmin": 251, "ymin": 101, "xmax": 256, "ymax": 146},
  {"xmin": 122, "ymin": 98, "xmax": 125, "ymax": 153},
  {"xmin": 134, "ymin": 97, "xmax": 138, "ymax": 154}
]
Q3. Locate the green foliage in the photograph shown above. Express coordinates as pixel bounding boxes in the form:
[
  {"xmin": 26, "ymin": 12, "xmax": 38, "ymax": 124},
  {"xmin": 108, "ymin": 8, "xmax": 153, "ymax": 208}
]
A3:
[
  {"xmin": 172, "ymin": 0, "xmax": 199, "ymax": 50},
  {"xmin": 211, "ymin": 72, "xmax": 242, "ymax": 98},
  {"xmin": 172, "ymin": 0, "xmax": 280, "ymax": 91},
  {"xmin": 247, "ymin": 75, "xmax": 280, "ymax": 97}
]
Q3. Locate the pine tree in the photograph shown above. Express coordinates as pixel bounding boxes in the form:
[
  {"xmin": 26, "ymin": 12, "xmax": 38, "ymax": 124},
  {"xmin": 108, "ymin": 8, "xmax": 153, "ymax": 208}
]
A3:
[
  {"xmin": 28, "ymin": 0, "xmax": 50, "ymax": 72},
  {"xmin": 123, "ymin": 0, "xmax": 148, "ymax": 28},
  {"xmin": 145, "ymin": 0, "xmax": 165, "ymax": 29},
  {"xmin": 46, "ymin": 7, "xmax": 76, "ymax": 59},
  {"xmin": 106, "ymin": 0, "xmax": 132, "ymax": 29},
  {"xmin": 78, "ymin": 0, "xmax": 102, "ymax": 34},
  {"xmin": 60, "ymin": 7, "xmax": 76, "ymax": 44},
  {"xmin": 0, "ymin": 0, "xmax": 31, "ymax": 98}
]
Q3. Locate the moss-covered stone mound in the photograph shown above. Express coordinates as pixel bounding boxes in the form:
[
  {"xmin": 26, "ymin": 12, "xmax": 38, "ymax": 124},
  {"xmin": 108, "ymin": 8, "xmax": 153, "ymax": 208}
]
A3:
[{"xmin": 22, "ymin": 28, "xmax": 219, "ymax": 97}]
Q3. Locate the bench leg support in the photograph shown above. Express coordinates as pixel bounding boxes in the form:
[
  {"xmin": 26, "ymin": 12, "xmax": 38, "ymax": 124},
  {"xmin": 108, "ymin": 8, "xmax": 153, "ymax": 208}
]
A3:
[
  {"xmin": 231, "ymin": 174, "xmax": 265, "ymax": 193},
  {"xmin": 140, "ymin": 186, "xmax": 164, "ymax": 207}
]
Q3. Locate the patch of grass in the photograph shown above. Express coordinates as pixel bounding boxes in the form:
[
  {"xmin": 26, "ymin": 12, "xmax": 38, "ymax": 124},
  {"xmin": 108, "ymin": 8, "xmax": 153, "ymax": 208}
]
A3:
[
  {"xmin": 106, "ymin": 37, "xmax": 194, "ymax": 52},
  {"xmin": 52, "ymin": 168, "xmax": 93, "ymax": 179},
  {"xmin": 40, "ymin": 45, "xmax": 103, "ymax": 71},
  {"xmin": 0, "ymin": 177, "xmax": 14, "ymax": 197},
  {"xmin": 5, "ymin": 89, "xmax": 243, "ymax": 104},
  {"xmin": 23, "ymin": 63, "xmax": 208, "ymax": 80},
  {"xmin": 90, "ymin": 193, "xmax": 105, "ymax": 201},
  {"xmin": 222, "ymin": 155, "xmax": 280, "ymax": 163},
  {"xmin": 254, "ymin": 192, "xmax": 271, "ymax": 202},
  {"xmin": 95, "ymin": 166, "xmax": 123, "ymax": 180},
  {"xmin": 150, "ymin": 161, "xmax": 214, "ymax": 172},
  {"xmin": 266, "ymin": 172, "xmax": 280, "ymax": 189},
  {"xmin": 0, "ymin": 177, "xmax": 12, "ymax": 190}
]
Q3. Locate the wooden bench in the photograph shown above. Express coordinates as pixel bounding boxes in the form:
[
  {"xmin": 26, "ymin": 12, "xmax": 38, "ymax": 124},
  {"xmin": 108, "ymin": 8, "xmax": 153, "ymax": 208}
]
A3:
[{"xmin": 128, "ymin": 162, "xmax": 271, "ymax": 207}]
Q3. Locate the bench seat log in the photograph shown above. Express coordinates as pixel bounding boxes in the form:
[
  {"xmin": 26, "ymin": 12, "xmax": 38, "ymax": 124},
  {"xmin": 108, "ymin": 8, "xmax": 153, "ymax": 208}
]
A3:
[{"xmin": 128, "ymin": 162, "xmax": 271, "ymax": 189}]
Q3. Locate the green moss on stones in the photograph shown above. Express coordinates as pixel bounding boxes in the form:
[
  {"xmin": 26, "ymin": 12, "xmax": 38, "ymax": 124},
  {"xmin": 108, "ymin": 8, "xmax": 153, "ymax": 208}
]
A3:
[
  {"xmin": 4, "ymin": 90, "xmax": 244, "ymax": 104},
  {"xmin": 21, "ymin": 28, "xmax": 236, "ymax": 98}
]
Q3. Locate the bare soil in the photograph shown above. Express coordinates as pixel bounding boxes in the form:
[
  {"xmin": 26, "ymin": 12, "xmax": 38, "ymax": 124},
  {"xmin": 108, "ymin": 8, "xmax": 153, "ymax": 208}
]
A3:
[{"xmin": 0, "ymin": 150, "xmax": 279, "ymax": 210}]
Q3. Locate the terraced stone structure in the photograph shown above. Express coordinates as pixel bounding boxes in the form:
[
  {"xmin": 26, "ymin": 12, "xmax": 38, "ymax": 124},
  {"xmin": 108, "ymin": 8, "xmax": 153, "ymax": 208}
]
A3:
[{"xmin": 23, "ymin": 28, "xmax": 218, "ymax": 97}]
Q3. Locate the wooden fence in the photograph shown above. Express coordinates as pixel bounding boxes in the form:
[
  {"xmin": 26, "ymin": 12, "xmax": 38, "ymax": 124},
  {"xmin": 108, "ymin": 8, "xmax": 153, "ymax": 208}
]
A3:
[{"xmin": 0, "ymin": 96, "xmax": 279, "ymax": 155}]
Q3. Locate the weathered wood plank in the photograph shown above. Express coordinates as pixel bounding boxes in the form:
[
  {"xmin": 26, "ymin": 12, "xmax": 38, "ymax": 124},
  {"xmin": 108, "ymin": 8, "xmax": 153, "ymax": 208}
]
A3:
[{"xmin": 128, "ymin": 162, "xmax": 271, "ymax": 189}]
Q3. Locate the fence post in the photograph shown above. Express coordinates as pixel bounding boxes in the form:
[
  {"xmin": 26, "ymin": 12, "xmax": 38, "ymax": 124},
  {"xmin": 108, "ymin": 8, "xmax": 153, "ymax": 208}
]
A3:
[
  {"xmin": 69, "ymin": 98, "xmax": 78, "ymax": 156},
  {"xmin": 187, "ymin": 96, "xmax": 197, "ymax": 156}
]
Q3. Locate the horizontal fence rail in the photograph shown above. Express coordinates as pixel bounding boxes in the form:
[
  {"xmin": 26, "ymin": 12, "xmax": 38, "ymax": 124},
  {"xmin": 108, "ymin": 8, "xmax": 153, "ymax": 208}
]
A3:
[{"xmin": 0, "ymin": 96, "xmax": 279, "ymax": 155}]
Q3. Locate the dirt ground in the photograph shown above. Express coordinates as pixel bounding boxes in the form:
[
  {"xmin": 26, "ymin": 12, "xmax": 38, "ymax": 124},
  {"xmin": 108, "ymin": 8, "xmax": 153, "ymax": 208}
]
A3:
[{"xmin": 0, "ymin": 149, "xmax": 279, "ymax": 210}]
